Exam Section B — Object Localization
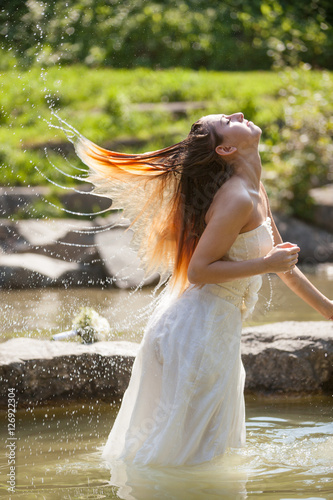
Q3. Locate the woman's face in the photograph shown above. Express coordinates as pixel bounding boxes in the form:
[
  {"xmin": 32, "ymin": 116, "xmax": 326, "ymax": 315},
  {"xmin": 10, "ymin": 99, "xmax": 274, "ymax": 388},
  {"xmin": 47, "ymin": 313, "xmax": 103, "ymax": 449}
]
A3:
[{"xmin": 203, "ymin": 112, "xmax": 261, "ymax": 151}]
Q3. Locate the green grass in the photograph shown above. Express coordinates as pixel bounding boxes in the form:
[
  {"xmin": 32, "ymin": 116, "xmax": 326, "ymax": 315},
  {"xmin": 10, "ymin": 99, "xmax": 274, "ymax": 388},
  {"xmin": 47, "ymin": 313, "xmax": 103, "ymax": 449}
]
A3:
[{"xmin": 0, "ymin": 66, "xmax": 332, "ymax": 217}]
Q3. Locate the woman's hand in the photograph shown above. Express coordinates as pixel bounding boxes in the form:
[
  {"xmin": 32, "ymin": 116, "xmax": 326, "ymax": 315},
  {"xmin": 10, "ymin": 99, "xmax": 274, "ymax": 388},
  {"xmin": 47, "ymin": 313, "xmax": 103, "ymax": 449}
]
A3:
[{"xmin": 263, "ymin": 242, "xmax": 300, "ymax": 274}]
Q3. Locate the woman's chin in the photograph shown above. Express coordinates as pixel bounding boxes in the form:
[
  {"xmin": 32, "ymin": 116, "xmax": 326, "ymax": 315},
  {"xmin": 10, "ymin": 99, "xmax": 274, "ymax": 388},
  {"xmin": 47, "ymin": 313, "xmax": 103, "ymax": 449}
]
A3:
[{"xmin": 253, "ymin": 124, "xmax": 262, "ymax": 136}]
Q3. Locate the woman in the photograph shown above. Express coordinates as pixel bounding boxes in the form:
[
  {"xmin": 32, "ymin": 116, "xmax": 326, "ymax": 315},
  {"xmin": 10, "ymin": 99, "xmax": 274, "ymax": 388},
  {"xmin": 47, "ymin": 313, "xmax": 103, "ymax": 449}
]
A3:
[{"xmin": 75, "ymin": 112, "xmax": 333, "ymax": 467}]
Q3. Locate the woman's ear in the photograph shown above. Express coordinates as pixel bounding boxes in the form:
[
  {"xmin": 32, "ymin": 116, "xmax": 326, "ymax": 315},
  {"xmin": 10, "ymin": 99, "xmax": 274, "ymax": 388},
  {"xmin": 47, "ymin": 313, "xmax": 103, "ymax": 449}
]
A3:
[{"xmin": 215, "ymin": 145, "xmax": 237, "ymax": 156}]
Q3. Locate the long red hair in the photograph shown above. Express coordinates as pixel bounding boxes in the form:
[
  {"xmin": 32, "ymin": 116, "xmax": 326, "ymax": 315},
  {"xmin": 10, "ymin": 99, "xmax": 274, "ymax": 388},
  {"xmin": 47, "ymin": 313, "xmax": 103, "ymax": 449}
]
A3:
[{"xmin": 75, "ymin": 120, "xmax": 233, "ymax": 294}]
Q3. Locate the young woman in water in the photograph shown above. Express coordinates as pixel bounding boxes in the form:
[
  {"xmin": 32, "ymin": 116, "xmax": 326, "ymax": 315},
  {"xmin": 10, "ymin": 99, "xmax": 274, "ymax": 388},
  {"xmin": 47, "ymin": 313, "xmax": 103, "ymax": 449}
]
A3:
[{"xmin": 75, "ymin": 112, "xmax": 333, "ymax": 466}]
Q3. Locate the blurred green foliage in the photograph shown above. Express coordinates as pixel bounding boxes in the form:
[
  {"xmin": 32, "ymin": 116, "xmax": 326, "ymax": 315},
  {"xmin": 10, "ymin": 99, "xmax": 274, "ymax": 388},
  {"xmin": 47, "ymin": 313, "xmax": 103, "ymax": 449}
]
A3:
[
  {"xmin": 1, "ymin": 66, "xmax": 332, "ymax": 220},
  {"xmin": 1, "ymin": 0, "xmax": 332, "ymax": 220},
  {"xmin": 1, "ymin": 0, "xmax": 332, "ymax": 71},
  {"xmin": 263, "ymin": 68, "xmax": 333, "ymax": 218}
]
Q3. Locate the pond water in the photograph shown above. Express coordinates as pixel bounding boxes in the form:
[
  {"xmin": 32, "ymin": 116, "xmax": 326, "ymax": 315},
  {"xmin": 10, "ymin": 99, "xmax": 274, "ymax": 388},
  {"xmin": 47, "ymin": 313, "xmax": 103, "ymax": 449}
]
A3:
[
  {"xmin": 1, "ymin": 268, "xmax": 332, "ymax": 343},
  {"xmin": 0, "ymin": 397, "xmax": 332, "ymax": 499},
  {"xmin": 1, "ymin": 268, "xmax": 332, "ymax": 498}
]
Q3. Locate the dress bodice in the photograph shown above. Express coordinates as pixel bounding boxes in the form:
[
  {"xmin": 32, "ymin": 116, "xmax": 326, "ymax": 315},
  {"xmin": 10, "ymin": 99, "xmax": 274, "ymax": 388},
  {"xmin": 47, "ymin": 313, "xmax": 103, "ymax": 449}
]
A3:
[
  {"xmin": 204, "ymin": 217, "xmax": 275, "ymax": 319},
  {"xmin": 223, "ymin": 216, "xmax": 274, "ymax": 262}
]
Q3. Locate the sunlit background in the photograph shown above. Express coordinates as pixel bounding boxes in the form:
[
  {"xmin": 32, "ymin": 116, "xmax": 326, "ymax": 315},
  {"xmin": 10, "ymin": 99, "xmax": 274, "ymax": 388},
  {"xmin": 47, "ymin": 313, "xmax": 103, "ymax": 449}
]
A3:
[{"xmin": 0, "ymin": 1, "xmax": 332, "ymax": 499}]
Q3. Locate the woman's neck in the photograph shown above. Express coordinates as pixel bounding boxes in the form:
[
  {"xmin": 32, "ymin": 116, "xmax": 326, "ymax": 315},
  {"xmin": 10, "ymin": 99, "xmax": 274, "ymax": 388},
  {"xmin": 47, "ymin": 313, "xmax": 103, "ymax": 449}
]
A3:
[{"xmin": 232, "ymin": 148, "xmax": 262, "ymax": 192}]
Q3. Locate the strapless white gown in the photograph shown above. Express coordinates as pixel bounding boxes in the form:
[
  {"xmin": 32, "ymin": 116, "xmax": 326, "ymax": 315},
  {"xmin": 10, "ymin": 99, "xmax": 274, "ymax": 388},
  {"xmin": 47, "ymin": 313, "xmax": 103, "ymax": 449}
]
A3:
[{"xmin": 102, "ymin": 217, "xmax": 274, "ymax": 466}]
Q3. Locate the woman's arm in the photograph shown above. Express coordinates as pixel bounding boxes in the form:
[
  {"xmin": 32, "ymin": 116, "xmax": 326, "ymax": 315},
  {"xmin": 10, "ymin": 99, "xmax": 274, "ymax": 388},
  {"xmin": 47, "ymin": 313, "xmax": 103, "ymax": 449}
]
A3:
[
  {"xmin": 262, "ymin": 184, "xmax": 333, "ymax": 320},
  {"xmin": 187, "ymin": 182, "xmax": 300, "ymax": 285}
]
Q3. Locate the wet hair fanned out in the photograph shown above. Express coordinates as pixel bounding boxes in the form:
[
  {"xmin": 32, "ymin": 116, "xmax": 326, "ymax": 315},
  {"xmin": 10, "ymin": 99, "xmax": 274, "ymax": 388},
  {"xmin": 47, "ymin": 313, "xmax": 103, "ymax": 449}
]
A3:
[{"xmin": 75, "ymin": 119, "xmax": 234, "ymax": 294}]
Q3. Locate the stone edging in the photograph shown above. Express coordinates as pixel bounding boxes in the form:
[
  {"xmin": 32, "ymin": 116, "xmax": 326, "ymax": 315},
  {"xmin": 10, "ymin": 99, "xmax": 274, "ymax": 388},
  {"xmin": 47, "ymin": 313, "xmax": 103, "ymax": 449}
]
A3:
[
  {"xmin": 0, "ymin": 212, "xmax": 332, "ymax": 290},
  {"xmin": 0, "ymin": 321, "xmax": 332, "ymax": 409}
]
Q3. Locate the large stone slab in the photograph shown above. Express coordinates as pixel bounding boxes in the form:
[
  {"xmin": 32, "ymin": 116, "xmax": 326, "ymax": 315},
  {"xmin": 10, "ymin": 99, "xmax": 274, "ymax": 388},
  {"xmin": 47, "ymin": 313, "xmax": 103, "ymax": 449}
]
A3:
[
  {"xmin": 0, "ymin": 339, "xmax": 139, "ymax": 409},
  {"xmin": 242, "ymin": 321, "xmax": 333, "ymax": 394},
  {"xmin": 310, "ymin": 184, "xmax": 333, "ymax": 233},
  {"xmin": 0, "ymin": 253, "xmax": 105, "ymax": 288},
  {"xmin": 273, "ymin": 212, "xmax": 333, "ymax": 265},
  {"xmin": 0, "ymin": 185, "xmax": 111, "ymax": 218},
  {"xmin": 0, "ymin": 214, "xmax": 155, "ymax": 288},
  {"xmin": 0, "ymin": 322, "xmax": 332, "ymax": 408},
  {"xmin": 95, "ymin": 227, "xmax": 158, "ymax": 289},
  {"xmin": 0, "ymin": 186, "xmax": 49, "ymax": 218},
  {"xmin": 2, "ymin": 218, "xmax": 101, "ymax": 262}
]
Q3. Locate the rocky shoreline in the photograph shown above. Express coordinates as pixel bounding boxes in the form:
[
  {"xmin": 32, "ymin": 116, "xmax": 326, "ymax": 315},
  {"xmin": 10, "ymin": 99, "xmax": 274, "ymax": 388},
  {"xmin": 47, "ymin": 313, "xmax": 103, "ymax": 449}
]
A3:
[
  {"xmin": 0, "ymin": 211, "xmax": 158, "ymax": 289},
  {"xmin": 0, "ymin": 211, "xmax": 332, "ymax": 290},
  {"xmin": 1, "ymin": 184, "xmax": 333, "ymax": 289},
  {"xmin": 0, "ymin": 321, "xmax": 332, "ymax": 409}
]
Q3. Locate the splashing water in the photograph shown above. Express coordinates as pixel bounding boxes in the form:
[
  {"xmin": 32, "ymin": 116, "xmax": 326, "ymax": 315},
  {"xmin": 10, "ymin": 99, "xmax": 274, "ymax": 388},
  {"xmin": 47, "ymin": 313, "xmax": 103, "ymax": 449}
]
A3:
[
  {"xmin": 1, "ymin": 6, "xmax": 332, "ymax": 500},
  {"xmin": 0, "ymin": 398, "xmax": 332, "ymax": 499}
]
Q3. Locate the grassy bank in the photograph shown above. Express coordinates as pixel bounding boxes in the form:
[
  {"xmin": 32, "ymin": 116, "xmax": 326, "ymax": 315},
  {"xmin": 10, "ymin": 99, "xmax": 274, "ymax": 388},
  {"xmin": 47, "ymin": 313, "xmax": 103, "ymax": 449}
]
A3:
[{"xmin": 1, "ymin": 66, "xmax": 332, "ymax": 217}]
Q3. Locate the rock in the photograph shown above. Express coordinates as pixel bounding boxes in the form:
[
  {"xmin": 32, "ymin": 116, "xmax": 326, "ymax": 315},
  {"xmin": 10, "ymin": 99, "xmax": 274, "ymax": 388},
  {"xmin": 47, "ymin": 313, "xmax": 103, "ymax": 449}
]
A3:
[
  {"xmin": 93, "ymin": 212, "xmax": 129, "ymax": 229},
  {"xmin": 0, "ymin": 322, "xmax": 332, "ymax": 408},
  {"xmin": 0, "ymin": 186, "xmax": 49, "ymax": 218},
  {"xmin": 273, "ymin": 212, "xmax": 333, "ymax": 265},
  {"xmin": 242, "ymin": 321, "xmax": 333, "ymax": 395},
  {"xmin": 310, "ymin": 184, "xmax": 333, "ymax": 233},
  {"xmin": 95, "ymin": 227, "xmax": 158, "ymax": 289},
  {"xmin": 0, "ymin": 220, "xmax": 27, "ymax": 253},
  {"xmin": 310, "ymin": 184, "xmax": 333, "ymax": 206},
  {"xmin": 16, "ymin": 219, "xmax": 74, "ymax": 246},
  {"xmin": 316, "ymin": 263, "xmax": 333, "ymax": 280},
  {"xmin": 0, "ymin": 253, "xmax": 106, "ymax": 288},
  {"xmin": 0, "ymin": 185, "xmax": 112, "ymax": 218},
  {"xmin": 13, "ymin": 219, "xmax": 97, "ymax": 262},
  {"xmin": 0, "ymin": 339, "xmax": 139, "ymax": 408},
  {"xmin": 58, "ymin": 184, "xmax": 111, "ymax": 215},
  {"xmin": 0, "ymin": 214, "xmax": 155, "ymax": 288}
]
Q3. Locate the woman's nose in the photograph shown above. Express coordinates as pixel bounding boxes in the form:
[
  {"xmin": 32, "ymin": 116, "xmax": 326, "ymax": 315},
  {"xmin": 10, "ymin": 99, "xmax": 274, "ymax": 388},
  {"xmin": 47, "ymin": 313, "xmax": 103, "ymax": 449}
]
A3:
[{"xmin": 234, "ymin": 112, "xmax": 244, "ymax": 122}]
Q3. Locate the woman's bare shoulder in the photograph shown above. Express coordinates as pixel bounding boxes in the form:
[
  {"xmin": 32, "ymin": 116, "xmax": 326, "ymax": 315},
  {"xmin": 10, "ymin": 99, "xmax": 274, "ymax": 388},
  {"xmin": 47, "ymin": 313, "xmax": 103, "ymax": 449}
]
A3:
[
  {"xmin": 205, "ymin": 176, "xmax": 253, "ymax": 225},
  {"xmin": 216, "ymin": 175, "xmax": 252, "ymax": 203}
]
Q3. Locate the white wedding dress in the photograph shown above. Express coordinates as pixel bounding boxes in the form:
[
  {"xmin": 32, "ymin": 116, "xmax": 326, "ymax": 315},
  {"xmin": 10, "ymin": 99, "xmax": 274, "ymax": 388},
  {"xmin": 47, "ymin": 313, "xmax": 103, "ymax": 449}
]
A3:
[{"xmin": 102, "ymin": 217, "xmax": 274, "ymax": 467}]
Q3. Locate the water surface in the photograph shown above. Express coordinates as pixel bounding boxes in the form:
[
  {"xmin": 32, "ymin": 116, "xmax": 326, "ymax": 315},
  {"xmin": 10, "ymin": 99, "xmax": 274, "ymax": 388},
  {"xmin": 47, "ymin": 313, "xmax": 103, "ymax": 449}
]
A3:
[
  {"xmin": 0, "ymin": 398, "xmax": 332, "ymax": 499},
  {"xmin": 1, "ymin": 269, "xmax": 332, "ymax": 343}
]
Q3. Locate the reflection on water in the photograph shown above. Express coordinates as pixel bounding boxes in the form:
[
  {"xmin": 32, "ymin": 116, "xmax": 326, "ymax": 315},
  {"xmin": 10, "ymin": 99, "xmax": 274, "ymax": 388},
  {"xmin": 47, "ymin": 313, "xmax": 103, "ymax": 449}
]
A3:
[
  {"xmin": 0, "ymin": 398, "xmax": 332, "ymax": 499},
  {"xmin": 109, "ymin": 456, "xmax": 249, "ymax": 500},
  {"xmin": 1, "ymin": 269, "xmax": 332, "ymax": 343}
]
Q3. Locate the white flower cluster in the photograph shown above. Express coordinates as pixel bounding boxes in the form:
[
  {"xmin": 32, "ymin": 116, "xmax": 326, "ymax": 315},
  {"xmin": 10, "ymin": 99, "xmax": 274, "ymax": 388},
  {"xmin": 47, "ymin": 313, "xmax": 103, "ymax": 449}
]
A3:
[{"xmin": 72, "ymin": 307, "xmax": 110, "ymax": 344}]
